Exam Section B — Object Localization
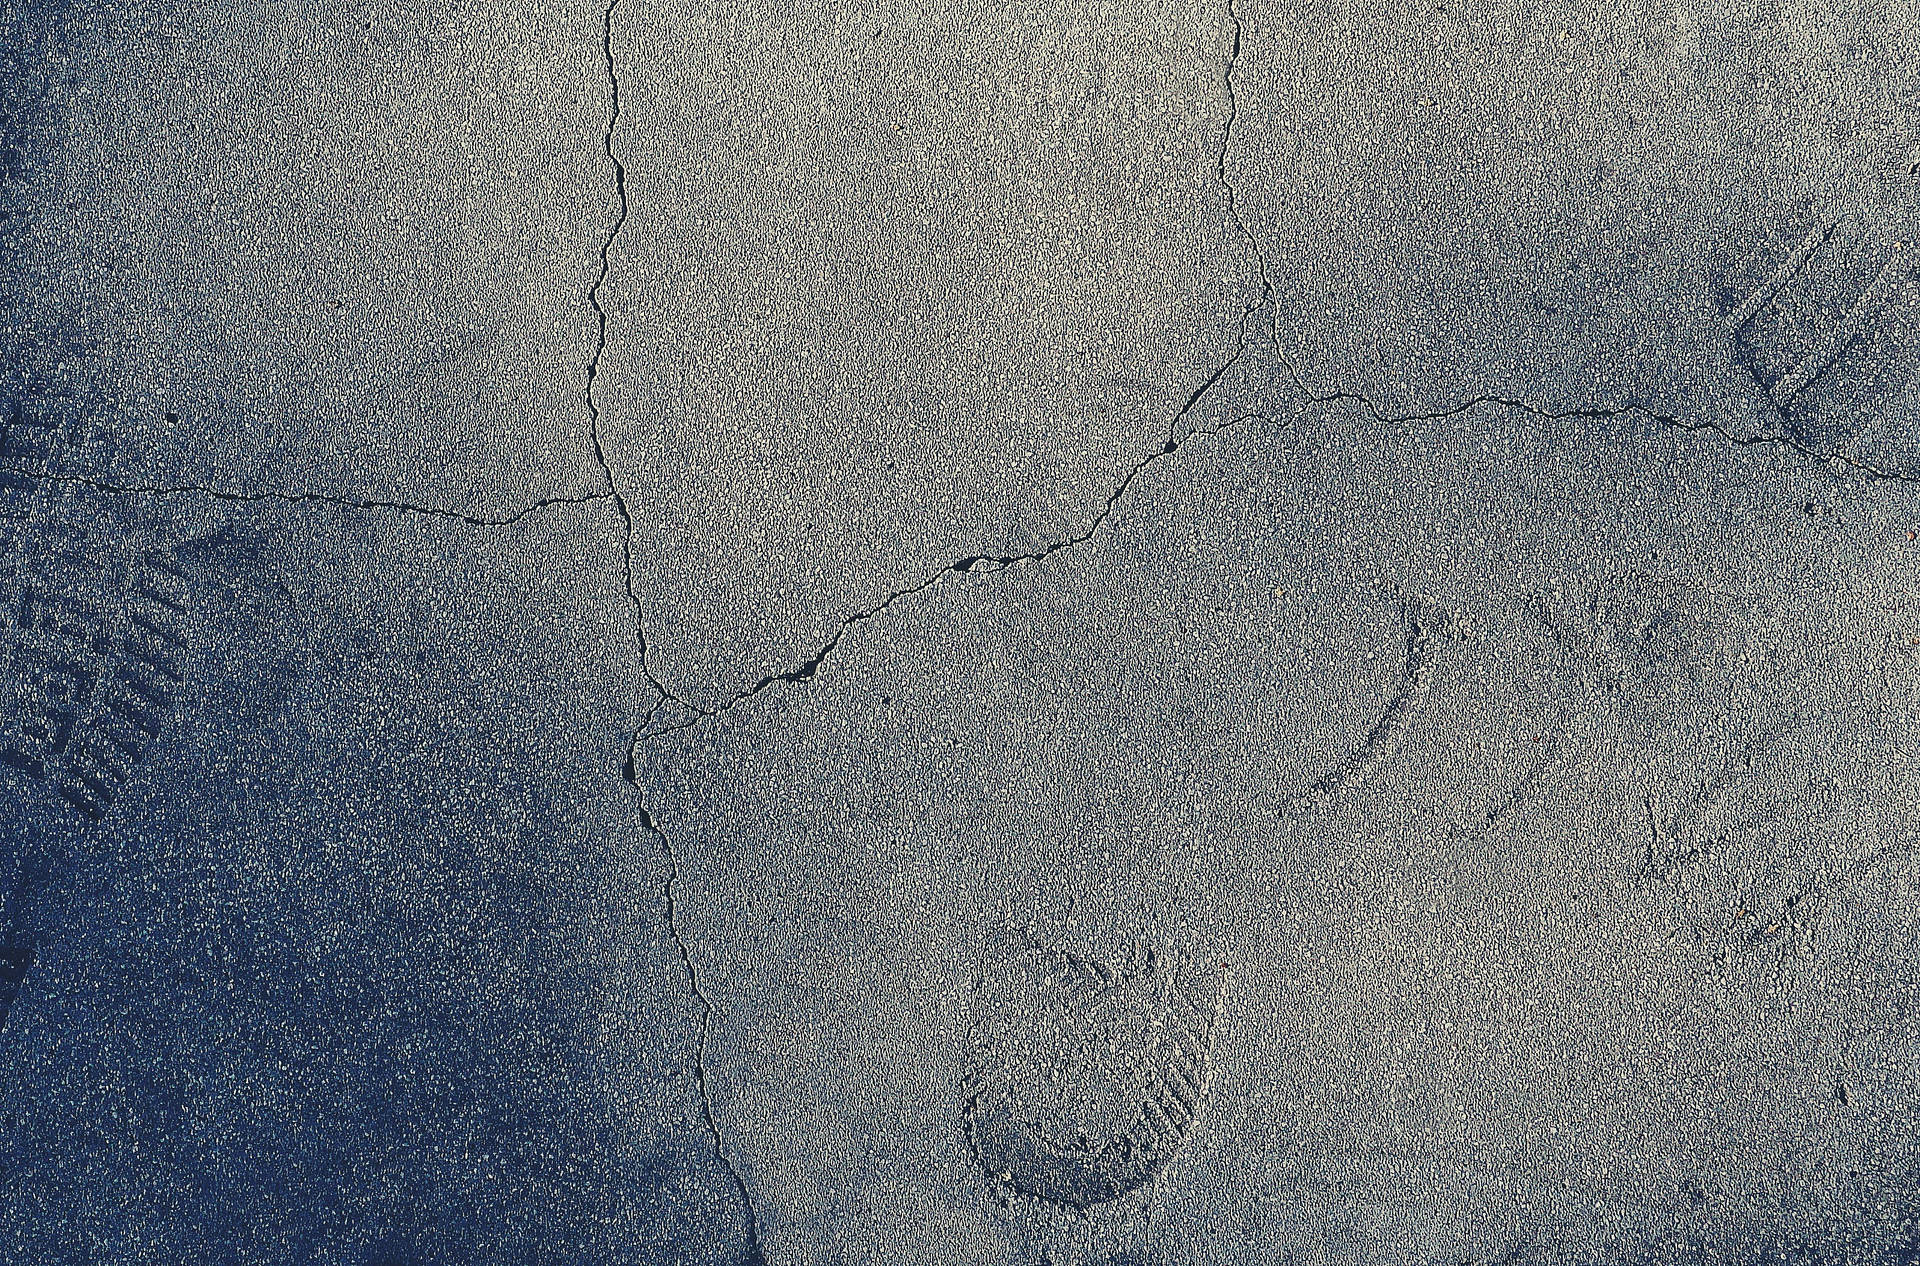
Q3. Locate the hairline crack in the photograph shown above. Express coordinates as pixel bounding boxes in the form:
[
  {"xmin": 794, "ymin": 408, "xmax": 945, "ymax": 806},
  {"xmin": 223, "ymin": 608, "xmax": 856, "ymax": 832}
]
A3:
[{"xmin": 0, "ymin": 465, "xmax": 614, "ymax": 525}]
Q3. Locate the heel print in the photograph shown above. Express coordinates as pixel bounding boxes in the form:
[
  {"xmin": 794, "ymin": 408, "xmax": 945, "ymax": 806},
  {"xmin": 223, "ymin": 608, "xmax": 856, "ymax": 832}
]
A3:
[{"xmin": 967, "ymin": 936, "xmax": 1228, "ymax": 1210}]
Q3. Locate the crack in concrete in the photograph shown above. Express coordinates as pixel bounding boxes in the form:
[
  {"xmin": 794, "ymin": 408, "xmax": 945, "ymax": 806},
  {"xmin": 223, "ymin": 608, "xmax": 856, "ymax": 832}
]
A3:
[
  {"xmin": 1219, "ymin": 0, "xmax": 1275, "ymax": 341},
  {"xmin": 33, "ymin": 0, "xmax": 1902, "ymax": 766},
  {"xmin": 587, "ymin": 0, "xmax": 691, "ymax": 747},
  {"xmin": 639, "ymin": 806, "xmax": 768, "ymax": 1266},
  {"xmin": 1161, "ymin": 0, "xmax": 1270, "ymax": 454},
  {"xmin": 636, "ymin": 400, "xmax": 1269, "ymax": 749},
  {"xmin": 0, "ymin": 464, "xmax": 615, "ymax": 525},
  {"xmin": 587, "ymin": 4, "xmax": 759, "ymax": 1258},
  {"xmin": 7, "ymin": 0, "xmax": 1908, "ymax": 779},
  {"xmin": 4, "ymin": 11, "xmax": 1909, "ymax": 1252},
  {"xmin": 636, "ymin": 5, "xmax": 1279, "ymax": 754},
  {"xmin": 1205, "ymin": 0, "xmax": 1920, "ymax": 491},
  {"xmin": 634, "ymin": 338, "xmax": 1920, "ymax": 754},
  {"xmin": 1275, "ymin": 357, "xmax": 1920, "ymax": 485}
]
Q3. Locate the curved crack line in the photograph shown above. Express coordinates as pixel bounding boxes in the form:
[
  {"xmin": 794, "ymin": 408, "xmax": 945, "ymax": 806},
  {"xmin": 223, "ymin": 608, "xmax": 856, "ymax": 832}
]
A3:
[
  {"xmin": 0, "ymin": 464, "xmax": 613, "ymax": 525},
  {"xmin": 583, "ymin": 0, "xmax": 627, "ymax": 500},
  {"xmin": 640, "ymin": 806, "xmax": 767, "ymax": 1265},
  {"xmin": 588, "ymin": 4, "xmax": 759, "ymax": 1259},
  {"xmin": 636, "ymin": 402, "xmax": 1269, "ymax": 753},
  {"xmin": 633, "ymin": 1, "xmax": 1276, "ymax": 759},
  {"xmin": 1164, "ymin": 0, "xmax": 1270, "ymax": 452},
  {"xmin": 628, "ymin": 382, "xmax": 1692, "ymax": 752},
  {"xmin": 1206, "ymin": 3, "xmax": 1920, "ymax": 490},
  {"xmin": 635, "ymin": 345, "xmax": 1920, "ymax": 758}
]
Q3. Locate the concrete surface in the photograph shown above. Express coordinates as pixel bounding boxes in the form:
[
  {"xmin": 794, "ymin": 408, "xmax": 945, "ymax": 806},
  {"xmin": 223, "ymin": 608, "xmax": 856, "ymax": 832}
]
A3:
[{"xmin": 2, "ymin": 0, "xmax": 1919, "ymax": 1261}]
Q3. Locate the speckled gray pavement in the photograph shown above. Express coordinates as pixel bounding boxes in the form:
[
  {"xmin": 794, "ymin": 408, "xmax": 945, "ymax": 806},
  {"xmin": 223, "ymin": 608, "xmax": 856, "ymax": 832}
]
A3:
[{"xmin": 3, "ymin": 0, "xmax": 1919, "ymax": 1262}]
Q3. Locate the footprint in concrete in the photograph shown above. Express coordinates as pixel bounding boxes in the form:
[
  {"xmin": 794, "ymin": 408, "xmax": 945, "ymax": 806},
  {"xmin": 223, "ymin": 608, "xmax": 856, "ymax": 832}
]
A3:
[
  {"xmin": 0, "ymin": 389, "xmax": 287, "ymax": 827},
  {"xmin": 967, "ymin": 933, "xmax": 1227, "ymax": 1211},
  {"xmin": 1717, "ymin": 196, "xmax": 1920, "ymax": 473},
  {"xmin": 962, "ymin": 597, "xmax": 1457, "ymax": 1213},
  {"xmin": 1535, "ymin": 568, "xmax": 1726, "ymax": 708},
  {"xmin": 0, "ymin": 393, "xmax": 202, "ymax": 822}
]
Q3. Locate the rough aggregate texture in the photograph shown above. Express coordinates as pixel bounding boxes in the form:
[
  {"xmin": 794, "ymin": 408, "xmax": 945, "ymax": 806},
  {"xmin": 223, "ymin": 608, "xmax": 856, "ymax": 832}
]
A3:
[{"xmin": 1, "ymin": 0, "xmax": 1918, "ymax": 1262}]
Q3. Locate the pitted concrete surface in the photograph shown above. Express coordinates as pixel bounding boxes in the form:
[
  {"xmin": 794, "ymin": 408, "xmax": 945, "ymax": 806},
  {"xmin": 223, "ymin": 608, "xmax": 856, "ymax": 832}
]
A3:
[{"xmin": 2, "ymin": 0, "xmax": 1918, "ymax": 1262}]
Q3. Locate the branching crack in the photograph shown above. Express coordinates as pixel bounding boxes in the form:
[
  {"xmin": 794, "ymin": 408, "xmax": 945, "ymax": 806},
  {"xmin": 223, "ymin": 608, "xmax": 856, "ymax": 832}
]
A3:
[
  {"xmin": 589, "ymin": 5, "xmax": 759, "ymax": 1259},
  {"xmin": 639, "ymin": 806, "xmax": 767, "ymax": 1265},
  {"xmin": 586, "ymin": 0, "xmax": 697, "ymax": 771},
  {"xmin": 636, "ymin": 2, "xmax": 1278, "ymax": 755},
  {"xmin": 8, "ymin": 0, "xmax": 1906, "ymax": 795},
  {"xmin": 1206, "ymin": 0, "xmax": 1920, "ymax": 491},
  {"xmin": 1162, "ymin": 0, "xmax": 1270, "ymax": 451},
  {"xmin": 1219, "ymin": 0, "xmax": 1275, "ymax": 332},
  {"xmin": 637, "ymin": 403, "xmax": 1266, "ymax": 750},
  {"xmin": 638, "ymin": 340, "xmax": 1920, "ymax": 753}
]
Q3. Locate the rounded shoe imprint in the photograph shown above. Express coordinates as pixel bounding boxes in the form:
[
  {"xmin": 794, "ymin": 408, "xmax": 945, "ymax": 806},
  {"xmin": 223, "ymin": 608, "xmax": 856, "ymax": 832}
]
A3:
[{"xmin": 967, "ymin": 935, "xmax": 1228, "ymax": 1211}]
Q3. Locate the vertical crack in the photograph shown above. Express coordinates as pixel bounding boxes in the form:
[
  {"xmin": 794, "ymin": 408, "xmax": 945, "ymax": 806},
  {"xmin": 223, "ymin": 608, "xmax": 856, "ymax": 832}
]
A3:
[
  {"xmin": 1165, "ymin": 0, "xmax": 1274, "ymax": 451},
  {"xmin": 590, "ymin": 6, "xmax": 759, "ymax": 1257},
  {"xmin": 589, "ymin": 0, "xmax": 688, "ymax": 770},
  {"xmin": 640, "ymin": 807, "xmax": 768, "ymax": 1264},
  {"xmin": 585, "ymin": 0, "xmax": 626, "ymax": 505},
  {"xmin": 1219, "ymin": 0, "xmax": 1275, "ymax": 330}
]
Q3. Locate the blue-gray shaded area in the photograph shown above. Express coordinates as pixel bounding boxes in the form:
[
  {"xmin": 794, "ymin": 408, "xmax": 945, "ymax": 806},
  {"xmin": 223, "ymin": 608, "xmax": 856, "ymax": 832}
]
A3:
[
  {"xmin": 2, "ymin": 0, "xmax": 1918, "ymax": 1261},
  {"xmin": 0, "ymin": 481, "xmax": 760, "ymax": 1263}
]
